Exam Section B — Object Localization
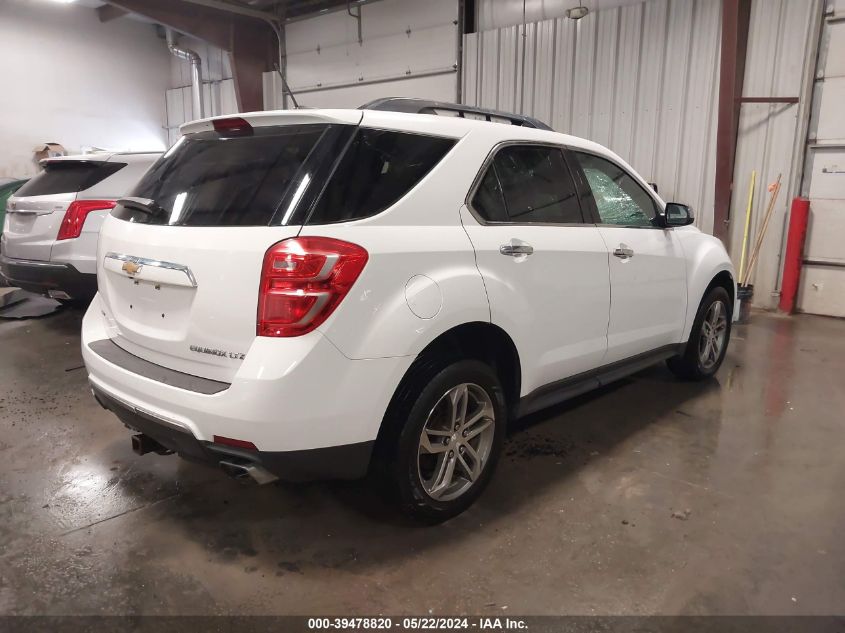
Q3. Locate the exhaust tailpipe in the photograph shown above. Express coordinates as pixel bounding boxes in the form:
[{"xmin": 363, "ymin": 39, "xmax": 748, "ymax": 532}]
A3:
[
  {"xmin": 219, "ymin": 460, "xmax": 279, "ymax": 485},
  {"xmin": 131, "ymin": 433, "xmax": 172, "ymax": 456}
]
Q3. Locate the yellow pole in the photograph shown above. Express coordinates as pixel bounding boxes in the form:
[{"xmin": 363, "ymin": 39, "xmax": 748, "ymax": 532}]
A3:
[{"xmin": 738, "ymin": 170, "xmax": 756, "ymax": 283}]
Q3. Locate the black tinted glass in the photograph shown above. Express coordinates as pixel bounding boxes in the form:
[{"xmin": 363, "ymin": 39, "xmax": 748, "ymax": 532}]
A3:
[
  {"xmin": 16, "ymin": 161, "xmax": 124, "ymax": 197},
  {"xmin": 112, "ymin": 125, "xmax": 328, "ymax": 226},
  {"xmin": 307, "ymin": 129, "xmax": 455, "ymax": 225},
  {"xmin": 471, "ymin": 168, "xmax": 508, "ymax": 222},
  {"xmin": 492, "ymin": 146, "xmax": 582, "ymax": 224}
]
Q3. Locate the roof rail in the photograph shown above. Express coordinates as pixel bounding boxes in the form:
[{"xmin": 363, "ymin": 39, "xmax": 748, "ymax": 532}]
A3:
[{"xmin": 359, "ymin": 97, "xmax": 554, "ymax": 131}]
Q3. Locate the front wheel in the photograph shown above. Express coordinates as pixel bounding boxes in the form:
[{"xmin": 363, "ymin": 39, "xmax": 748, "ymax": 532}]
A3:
[
  {"xmin": 667, "ymin": 286, "xmax": 732, "ymax": 381},
  {"xmin": 380, "ymin": 359, "xmax": 507, "ymax": 523}
]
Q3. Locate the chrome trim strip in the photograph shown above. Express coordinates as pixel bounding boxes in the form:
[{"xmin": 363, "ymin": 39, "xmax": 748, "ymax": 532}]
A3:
[
  {"xmin": 104, "ymin": 252, "xmax": 198, "ymax": 287},
  {"xmin": 0, "ymin": 255, "xmax": 68, "ymax": 268}
]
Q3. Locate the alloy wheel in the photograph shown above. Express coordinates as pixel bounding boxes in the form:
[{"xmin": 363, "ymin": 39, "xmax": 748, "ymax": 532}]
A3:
[
  {"xmin": 417, "ymin": 383, "xmax": 496, "ymax": 502},
  {"xmin": 699, "ymin": 300, "xmax": 728, "ymax": 370}
]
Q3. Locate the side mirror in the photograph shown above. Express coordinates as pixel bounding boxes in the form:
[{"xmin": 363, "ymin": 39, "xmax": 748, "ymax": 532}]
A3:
[{"xmin": 661, "ymin": 202, "xmax": 694, "ymax": 227}]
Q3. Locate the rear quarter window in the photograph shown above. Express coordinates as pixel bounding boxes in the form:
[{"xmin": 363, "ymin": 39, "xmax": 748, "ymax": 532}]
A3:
[
  {"xmin": 15, "ymin": 161, "xmax": 125, "ymax": 197},
  {"xmin": 306, "ymin": 129, "xmax": 456, "ymax": 225}
]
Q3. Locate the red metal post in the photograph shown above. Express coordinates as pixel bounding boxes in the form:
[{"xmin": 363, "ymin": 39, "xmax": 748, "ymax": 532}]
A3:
[{"xmin": 778, "ymin": 197, "xmax": 811, "ymax": 314}]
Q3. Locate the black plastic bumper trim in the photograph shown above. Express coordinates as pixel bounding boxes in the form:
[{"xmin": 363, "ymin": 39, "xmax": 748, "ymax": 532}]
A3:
[
  {"xmin": 0, "ymin": 252, "xmax": 96, "ymax": 299},
  {"xmin": 88, "ymin": 339, "xmax": 230, "ymax": 395}
]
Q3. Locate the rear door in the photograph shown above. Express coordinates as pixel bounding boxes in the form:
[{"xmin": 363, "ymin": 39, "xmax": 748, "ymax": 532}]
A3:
[
  {"xmin": 96, "ymin": 119, "xmax": 357, "ymax": 383},
  {"xmin": 569, "ymin": 150, "xmax": 687, "ymax": 363},
  {"xmin": 2, "ymin": 160, "xmax": 123, "ymax": 261},
  {"xmin": 461, "ymin": 143, "xmax": 610, "ymax": 397}
]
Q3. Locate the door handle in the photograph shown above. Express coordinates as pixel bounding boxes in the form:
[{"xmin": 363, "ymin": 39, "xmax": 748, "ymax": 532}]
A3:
[
  {"xmin": 613, "ymin": 245, "xmax": 634, "ymax": 259},
  {"xmin": 500, "ymin": 243, "xmax": 534, "ymax": 257}
]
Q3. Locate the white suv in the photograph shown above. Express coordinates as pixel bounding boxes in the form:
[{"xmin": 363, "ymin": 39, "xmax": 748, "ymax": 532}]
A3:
[
  {"xmin": 1, "ymin": 152, "xmax": 160, "ymax": 303},
  {"xmin": 81, "ymin": 100, "xmax": 735, "ymax": 522}
]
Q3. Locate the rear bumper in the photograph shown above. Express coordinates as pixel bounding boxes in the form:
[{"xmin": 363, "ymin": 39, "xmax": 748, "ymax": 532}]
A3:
[
  {"xmin": 0, "ymin": 252, "xmax": 96, "ymax": 300},
  {"xmin": 81, "ymin": 294, "xmax": 413, "ymax": 481},
  {"xmin": 91, "ymin": 384, "xmax": 374, "ymax": 481}
]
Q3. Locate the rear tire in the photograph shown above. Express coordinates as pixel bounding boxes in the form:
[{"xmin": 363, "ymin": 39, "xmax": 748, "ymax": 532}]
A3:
[
  {"xmin": 667, "ymin": 286, "xmax": 732, "ymax": 381},
  {"xmin": 377, "ymin": 358, "xmax": 507, "ymax": 524}
]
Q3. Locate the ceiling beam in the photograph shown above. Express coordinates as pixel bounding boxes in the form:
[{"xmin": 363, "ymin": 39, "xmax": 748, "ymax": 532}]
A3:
[{"xmin": 102, "ymin": 0, "xmax": 277, "ymax": 112}]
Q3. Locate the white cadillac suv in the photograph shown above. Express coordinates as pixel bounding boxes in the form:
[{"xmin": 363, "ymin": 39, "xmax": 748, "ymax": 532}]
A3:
[
  {"xmin": 1, "ymin": 152, "xmax": 160, "ymax": 304},
  {"xmin": 81, "ymin": 99, "xmax": 735, "ymax": 522}
]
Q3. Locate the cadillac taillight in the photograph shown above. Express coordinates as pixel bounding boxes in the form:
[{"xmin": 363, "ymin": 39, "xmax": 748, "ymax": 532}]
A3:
[
  {"xmin": 56, "ymin": 200, "xmax": 116, "ymax": 241},
  {"xmin": 257, "ymin": 237, "xmax": 368, "ymax": 337}
]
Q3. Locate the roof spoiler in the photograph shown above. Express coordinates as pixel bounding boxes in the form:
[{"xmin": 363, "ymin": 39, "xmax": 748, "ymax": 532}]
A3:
[{"xmin": 359, "ymin": 97, "xmax": 554, "ymax": 131}]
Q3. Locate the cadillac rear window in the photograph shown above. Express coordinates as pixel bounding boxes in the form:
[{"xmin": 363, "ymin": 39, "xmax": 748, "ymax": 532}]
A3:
[
  {"xmin": 112, "ymin": 125, "xmax": 329, "ymax": 226},
  {"xmin": 16, "ymin": 161, "xmax": 125, "ymax": 197}
]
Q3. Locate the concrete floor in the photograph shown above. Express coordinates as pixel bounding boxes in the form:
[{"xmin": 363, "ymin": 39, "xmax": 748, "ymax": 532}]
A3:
[{"xmin": 0, "ymin": 308, "xmax": 843, "ymax": 616}]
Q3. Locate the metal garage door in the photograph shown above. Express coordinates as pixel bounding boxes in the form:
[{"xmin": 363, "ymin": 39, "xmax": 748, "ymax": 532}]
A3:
[{"xmin": 799, "ymin": 0, "xmax": 845, "ymax": 316}]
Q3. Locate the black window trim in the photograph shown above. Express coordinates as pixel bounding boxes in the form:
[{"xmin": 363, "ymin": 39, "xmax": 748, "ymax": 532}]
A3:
[
  {"xmin": 565, "ymin": 147, "xmax": 667, "ymax": 230},
  {"xmin": 465, "ymin": 140, "xmax": 592, "ymax": 228}
]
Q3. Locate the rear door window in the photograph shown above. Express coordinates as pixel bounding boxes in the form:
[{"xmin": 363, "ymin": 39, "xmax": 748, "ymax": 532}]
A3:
[
  {"xmin": 306, "ymin": 129, "xmax": 455, "ymax": 225},
  {"xmin": 15, "ymin": 161, "xmax": 125, "ymax": 197},
  {"xmin": 470, "ymin": 145, "xmax": 584, "ymax": 224},
  {"xmin": 112, "ymin": 125, "xmax": 329, "ymax": 226}
]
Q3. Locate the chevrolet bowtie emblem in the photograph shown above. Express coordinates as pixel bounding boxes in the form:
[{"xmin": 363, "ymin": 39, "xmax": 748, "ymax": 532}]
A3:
[{"xmin": 122, "ymin": 260, "xmax": 142, "ymax": 276}]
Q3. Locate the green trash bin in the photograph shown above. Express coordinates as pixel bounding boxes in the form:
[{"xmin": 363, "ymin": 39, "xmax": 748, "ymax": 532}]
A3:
[{"xmin": 0, "ymin": 178, "xmax": 29, "ymax": 238}]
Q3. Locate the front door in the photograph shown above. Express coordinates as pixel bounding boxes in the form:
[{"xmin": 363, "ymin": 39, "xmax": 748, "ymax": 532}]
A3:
[
  {"xmin": 461, "ymin": 143, "xmax": 610, "ymax": 397},
  {"xmin": 569, "ymin": 150, "xmax": 688, "ymax": 364}
]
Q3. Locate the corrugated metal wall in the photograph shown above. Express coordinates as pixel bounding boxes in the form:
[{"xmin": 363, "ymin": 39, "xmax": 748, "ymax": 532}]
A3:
[
  {"xmin": 463, "ymin": 0, "xmax": 722, "ymax": 233},
  {"xmin": 463, "ymin": 0, "xmax": 819, "ymax": 308}
]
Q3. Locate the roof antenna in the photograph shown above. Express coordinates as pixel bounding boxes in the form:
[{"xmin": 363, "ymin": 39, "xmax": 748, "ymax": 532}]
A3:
[{"xmin": 274, "ymin": 63, "xmax": 300, "ymax": 109}]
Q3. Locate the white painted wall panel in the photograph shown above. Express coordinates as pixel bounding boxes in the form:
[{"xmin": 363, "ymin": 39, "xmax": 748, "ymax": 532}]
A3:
[
  {"xmin": 0, "ymin": 0, "xmax": 169, "ymax": 177},
  {"xmin": 797, "ymin": 266, "xmax": 845, "ymax": 316},
  {"xmin": 803, "ymin": 198, "xmax": 845, "ymax": 264},
  {"xmin": 283, "ymin": 0, "xmax": 458, "ymax": 108},
  {"xmin": 814, "ymin": 77, "xmax": 845, "ymax": 144}
]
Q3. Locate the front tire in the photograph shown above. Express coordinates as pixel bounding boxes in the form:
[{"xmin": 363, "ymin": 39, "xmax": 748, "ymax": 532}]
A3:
[
  {"xmin": 379, "ymin": 359, "xmax": 507, "ymax": 523},
  {"xmin": 667, "ymin": 286, "xmax": 732, "ymax": 381}
]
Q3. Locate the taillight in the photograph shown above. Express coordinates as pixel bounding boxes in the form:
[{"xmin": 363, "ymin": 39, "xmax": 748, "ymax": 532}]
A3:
[
  {"xmin": 258, "ymin": 237, "xmax": 368, "ymax": 337},
  {"xmin": 56, "ymin": 200, "xmax": 116, "ymax": 241}
]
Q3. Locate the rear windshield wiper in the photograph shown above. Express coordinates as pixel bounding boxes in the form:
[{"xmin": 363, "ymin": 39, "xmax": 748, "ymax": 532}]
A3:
[{"xmin": 118, "ymin": 197, "xmax": 166, "ymax": 217}]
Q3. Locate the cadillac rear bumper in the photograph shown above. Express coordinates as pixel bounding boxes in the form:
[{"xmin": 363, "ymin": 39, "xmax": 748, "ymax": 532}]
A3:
[{"xmin": 0, "ymin": 252, "xmax": 96, "ymax": 300}]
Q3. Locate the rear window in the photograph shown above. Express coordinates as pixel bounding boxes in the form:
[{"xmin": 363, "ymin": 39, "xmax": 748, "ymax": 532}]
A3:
[
  {"xmin": 306, "ymin": 129, "xmax": 455, "ymax": 225},
  {"xmin": 112, "ymin": 125, "xmax": 329, "ymax": 226},
  {"xmin": 15, "ymin": 161, "xmax": 125, "ymax": 197}
]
